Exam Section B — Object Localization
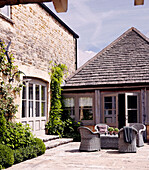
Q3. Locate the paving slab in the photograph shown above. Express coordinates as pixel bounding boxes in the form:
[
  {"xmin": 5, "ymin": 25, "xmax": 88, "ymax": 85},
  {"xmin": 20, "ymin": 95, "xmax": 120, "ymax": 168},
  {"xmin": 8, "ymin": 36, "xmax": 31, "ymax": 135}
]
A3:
[{"xmin": 7, "ymin": 143, "xmax": 149, "ymax": 170}]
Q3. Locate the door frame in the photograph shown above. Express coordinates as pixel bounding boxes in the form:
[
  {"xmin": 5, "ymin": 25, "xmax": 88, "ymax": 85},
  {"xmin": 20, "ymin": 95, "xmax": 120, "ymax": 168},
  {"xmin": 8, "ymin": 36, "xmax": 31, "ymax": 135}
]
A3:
[
  {"xmin": 102, "ymin": 93, "xmax": 118, "ymax": 128},
  {"xmin": 125, "ymin": 93, "xmax": 139, "ymax": 126}
]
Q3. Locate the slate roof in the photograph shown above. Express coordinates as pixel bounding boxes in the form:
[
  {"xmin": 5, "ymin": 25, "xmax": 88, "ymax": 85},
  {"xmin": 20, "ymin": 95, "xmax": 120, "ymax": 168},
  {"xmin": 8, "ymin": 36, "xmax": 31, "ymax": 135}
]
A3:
[{"xmin": 65, "ymin": 27, "xmax": 149, "ymax": 88}]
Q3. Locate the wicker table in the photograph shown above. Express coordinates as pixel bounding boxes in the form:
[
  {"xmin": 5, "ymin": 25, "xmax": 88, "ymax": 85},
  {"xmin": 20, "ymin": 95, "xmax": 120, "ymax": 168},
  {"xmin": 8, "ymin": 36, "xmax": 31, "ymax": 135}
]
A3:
[{"xmin": 100, "ymin": 134, "xmax": 118, "ymax": 149}]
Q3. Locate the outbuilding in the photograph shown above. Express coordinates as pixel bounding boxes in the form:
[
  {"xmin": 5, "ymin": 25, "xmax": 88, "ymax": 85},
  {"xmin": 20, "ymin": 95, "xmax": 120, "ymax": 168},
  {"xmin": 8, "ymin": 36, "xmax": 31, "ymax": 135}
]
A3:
[{"xmin": 63, "ymin": 27, "xmax": 149, "ymax": 129}]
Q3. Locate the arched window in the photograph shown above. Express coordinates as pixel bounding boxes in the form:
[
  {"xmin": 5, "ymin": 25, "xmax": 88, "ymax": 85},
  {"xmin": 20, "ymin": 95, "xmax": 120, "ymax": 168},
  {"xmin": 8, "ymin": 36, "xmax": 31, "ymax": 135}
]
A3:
[{"xmin": 21, "ymin": 78, "xmax": 47, "ymax": 132}]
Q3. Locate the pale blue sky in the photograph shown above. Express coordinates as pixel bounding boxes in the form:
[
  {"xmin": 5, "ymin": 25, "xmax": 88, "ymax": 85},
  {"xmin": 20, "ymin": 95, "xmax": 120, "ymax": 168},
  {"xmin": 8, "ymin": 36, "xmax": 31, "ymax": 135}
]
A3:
[{"xmin": 45, "ymin": 0, "xmax": 149, "ymax": 67}]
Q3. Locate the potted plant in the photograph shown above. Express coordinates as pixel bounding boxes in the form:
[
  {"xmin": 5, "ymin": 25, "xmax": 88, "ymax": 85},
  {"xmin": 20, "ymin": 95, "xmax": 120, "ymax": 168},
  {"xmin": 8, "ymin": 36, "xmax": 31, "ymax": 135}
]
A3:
[
  {"xmin": 108, "ymin": 127, "xmax": 114, "ymax": 135},
  {"xmin": 113, "ymin": 128, "xmax": 119, "ymax": 135}
]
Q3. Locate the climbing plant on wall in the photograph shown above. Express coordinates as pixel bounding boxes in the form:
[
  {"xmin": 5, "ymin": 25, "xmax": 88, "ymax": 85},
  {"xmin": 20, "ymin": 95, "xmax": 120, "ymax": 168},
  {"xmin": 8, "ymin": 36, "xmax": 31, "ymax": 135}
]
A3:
[
  {"xmin": 0, "ymin": 40, "xmax": 23, "ymax": 121},
  {"xmin": 46, "ymin": 63, "xmax": 68, "ymax": 136},
  {"xmin": 46, "ymin": 62, "xmax": 81, "ymax": 140}
]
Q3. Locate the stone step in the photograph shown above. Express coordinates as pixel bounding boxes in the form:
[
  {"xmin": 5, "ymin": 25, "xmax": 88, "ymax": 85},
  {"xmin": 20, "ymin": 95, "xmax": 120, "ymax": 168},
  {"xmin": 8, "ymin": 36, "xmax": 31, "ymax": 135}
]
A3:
[
  {"xmin": 39, "ymin": 134, "xmax": 59, "ymax": 142},
  {"xmin": 34, "ymin": 133, "xmax": 59, "ymax": 142},
  {"xmin": 45, "ymin": 138, "xmax": 73, "ymax": 149}
]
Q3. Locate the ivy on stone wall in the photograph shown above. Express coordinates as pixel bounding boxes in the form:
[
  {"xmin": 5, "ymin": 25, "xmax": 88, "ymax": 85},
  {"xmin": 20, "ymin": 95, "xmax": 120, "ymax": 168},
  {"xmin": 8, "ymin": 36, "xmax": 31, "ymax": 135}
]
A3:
[
  {"xmin": 46, "ymin": 63, "xmax": 68, "ymax": 136},
  {"xmin": 46, "ymin": 63, "xmax": 81, "ymax": 140},
  {"xmin": 0, "ymin": 41, "xmax": 23, "ymax": 121}
]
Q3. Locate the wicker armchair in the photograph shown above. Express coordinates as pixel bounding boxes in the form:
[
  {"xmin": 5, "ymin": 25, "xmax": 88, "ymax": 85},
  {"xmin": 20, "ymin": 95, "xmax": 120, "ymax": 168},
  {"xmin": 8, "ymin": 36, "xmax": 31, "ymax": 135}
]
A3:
[
  {"xmin": 130, "ymin": 123, "xmax": 146, "ymax": 147},
  {"xmin": 78, "ymin": 126, "xmax": 101, "ymax": 151},
  {"xmin": 94, "ymin": 123, "xmax": 109, "ymax": 134},
  {"xmin": 118, "ymin": 127, "xmax": 138, "ymax": 153}
]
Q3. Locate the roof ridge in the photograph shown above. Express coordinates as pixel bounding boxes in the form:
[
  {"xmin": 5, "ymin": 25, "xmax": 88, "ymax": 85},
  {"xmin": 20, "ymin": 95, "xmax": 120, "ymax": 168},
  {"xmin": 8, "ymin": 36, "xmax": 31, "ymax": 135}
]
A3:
[{"xmin": 65, "ymin": 27, "xmax": 149, "ymax": 82}]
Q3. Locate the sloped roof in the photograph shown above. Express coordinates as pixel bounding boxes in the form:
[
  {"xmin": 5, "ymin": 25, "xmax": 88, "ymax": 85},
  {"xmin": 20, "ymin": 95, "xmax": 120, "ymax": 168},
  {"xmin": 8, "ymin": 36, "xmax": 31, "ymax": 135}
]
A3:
[
  {"xmin": 39, "ymin": 3, "xmax": 79, "ymax": 38},
  {"xmin": 65, "ymin": 27, "xmax": 149, "ymax": 88}
]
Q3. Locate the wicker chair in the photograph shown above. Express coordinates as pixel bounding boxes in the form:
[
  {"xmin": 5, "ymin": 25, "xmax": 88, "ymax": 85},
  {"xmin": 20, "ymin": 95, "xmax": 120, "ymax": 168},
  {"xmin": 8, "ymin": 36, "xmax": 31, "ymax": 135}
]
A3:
[
  {"xmin": 94, "ymin": 123, "xmax": 109, "ymax": 134},
  {"xmin": 130, "ymin": 123, "xmax": 146, "ymax": 147},
  {"xmin": 118, "ymin": 127, "xmax": 138, "ymax": 153},
  {"xmin": 78, "ymin": 126, "xmax": 101, "ymax": 151}
]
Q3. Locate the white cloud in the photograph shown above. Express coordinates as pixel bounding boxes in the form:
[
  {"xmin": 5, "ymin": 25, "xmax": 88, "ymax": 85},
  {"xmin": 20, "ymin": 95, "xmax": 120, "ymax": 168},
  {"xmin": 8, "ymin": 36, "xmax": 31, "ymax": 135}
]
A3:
[
  {"xmin": 78, "ymin": 49, "xmax": 96, "ymax": 68},
  {"xmin": 45, "ymin": 0, "xmax": 149, "ymax": 67}
]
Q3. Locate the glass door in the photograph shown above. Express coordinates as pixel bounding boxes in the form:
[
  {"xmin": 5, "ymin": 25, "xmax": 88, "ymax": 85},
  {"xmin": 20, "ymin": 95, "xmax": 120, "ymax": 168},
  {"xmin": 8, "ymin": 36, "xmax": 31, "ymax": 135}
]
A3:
[
  {"xmin": 21, "ymin": 78, "xmax": 47, "ymax": 133},
  {"xmin": 103, "ymin": 95, "xmax": 118, "ymax": 127}
]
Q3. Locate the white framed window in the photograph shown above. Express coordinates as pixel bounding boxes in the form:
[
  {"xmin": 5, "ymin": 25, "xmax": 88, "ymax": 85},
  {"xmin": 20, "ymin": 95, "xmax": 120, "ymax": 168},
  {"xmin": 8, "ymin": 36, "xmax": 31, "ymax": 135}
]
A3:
[
  {"xmin": 0, "ymin": 6, "xmax": 10, "ymax": 18},
  {"xmin": 22, "ymin": 78, "xmax": 47, "ymax": 131}
]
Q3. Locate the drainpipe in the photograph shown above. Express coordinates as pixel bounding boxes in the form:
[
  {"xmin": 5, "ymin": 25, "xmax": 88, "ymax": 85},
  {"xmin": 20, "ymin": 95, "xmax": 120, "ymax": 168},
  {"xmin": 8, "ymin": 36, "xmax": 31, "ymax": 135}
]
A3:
[{"xmin": 75, "ymin": 38, "xmax": 77, "ymax": 70}]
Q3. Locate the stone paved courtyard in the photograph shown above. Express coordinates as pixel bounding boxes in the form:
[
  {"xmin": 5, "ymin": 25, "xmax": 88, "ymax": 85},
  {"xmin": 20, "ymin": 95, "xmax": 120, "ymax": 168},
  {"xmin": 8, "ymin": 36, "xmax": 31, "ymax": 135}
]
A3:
[{"xmin": 7, "ymin": 142, "xmax": 149, "ymax": 170}]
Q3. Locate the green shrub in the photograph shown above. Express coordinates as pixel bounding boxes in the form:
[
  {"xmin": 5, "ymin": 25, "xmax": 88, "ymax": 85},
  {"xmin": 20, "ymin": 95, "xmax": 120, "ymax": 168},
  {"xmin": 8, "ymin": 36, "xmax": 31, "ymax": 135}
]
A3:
[
  {"xmin": 14, "ymin": 139, "xmax": 46, "ymax": 164},
  {"xmin": 62, "ymin": 118, "xmax": 81, "ymax": 141},
  {"xmin": 0, "ymin": 114, "xmax": 6, "ymax": 143},
  {"xmin": 1, "ymin": 122, "xmax": 35, "ymax": 149},
  {"xmin": 13, "ymin": 148, "xmax": 24, "ymax": 164},
  {"xmin": 0, "ymin": 144, "xmax": 14, "ymax": 168},
  {"xmin": 34, "ymin": 138, "xmax": 46, "ymax": 155}
]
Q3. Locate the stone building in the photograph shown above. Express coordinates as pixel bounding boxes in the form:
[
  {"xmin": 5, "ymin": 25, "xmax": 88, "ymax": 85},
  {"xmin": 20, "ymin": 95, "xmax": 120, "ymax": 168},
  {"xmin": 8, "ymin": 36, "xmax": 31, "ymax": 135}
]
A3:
[
  {"xmin": 0, "ymin": 3, "xmax": 79, "ymax": 133},
  {"xmin": 63, "ymin": 27, "xmax": 149, "ymax": 130}
]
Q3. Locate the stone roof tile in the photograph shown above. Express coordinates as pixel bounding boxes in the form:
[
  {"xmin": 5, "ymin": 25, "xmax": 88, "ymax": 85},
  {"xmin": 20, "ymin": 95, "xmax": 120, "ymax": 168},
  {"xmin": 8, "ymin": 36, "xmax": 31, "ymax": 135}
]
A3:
[{"xmin": 65, "ymin": 27, "xmax": 149, "ymax": 87}]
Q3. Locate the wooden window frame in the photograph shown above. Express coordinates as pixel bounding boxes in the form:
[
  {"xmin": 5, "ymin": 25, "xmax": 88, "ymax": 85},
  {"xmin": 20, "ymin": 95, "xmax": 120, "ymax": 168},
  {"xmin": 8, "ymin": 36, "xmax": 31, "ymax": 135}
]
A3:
[{"xmin": 63, "ymin": 93, "xmax": 95, "ymax": 125}]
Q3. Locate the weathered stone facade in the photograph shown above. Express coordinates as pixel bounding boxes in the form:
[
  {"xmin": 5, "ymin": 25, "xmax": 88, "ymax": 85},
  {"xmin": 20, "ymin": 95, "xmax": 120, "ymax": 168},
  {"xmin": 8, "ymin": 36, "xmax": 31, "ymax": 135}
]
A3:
[{"xmin": 0, "ymin": 4, "xmax": 78, "ymax": 129}]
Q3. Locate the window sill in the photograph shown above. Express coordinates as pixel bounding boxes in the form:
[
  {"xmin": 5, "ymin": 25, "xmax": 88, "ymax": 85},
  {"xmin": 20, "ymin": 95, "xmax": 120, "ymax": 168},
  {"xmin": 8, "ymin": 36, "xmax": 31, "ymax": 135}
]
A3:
[{"xmin": 0, "ymin": 13, "xmax": 13, "ymax": 24}]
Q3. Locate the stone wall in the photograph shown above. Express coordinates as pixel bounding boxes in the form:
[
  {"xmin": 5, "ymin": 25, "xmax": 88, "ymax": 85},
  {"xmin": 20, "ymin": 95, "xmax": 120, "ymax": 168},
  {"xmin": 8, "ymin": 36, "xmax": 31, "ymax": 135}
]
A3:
[{"xmin": 0, "ymin": 4, "xmax": 77, "ymax": 123}]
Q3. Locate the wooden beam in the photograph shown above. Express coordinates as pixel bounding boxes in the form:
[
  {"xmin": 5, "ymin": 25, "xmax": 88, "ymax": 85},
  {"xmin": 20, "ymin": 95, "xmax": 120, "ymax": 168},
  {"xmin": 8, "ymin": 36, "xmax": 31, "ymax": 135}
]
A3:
[
  {"xmin": 134, "ymin": 0, "xmax": 144, "ymax": 5},
  {"xmin": 0, "ymin": 0, "xmax": 52, "ymax": 6},
  {"xmin": 0, "ymin": 0, "xmax": 68, "ymax": 13},
  {"xmin": 52, "ymin": 0, "xmax": 68, "ymax": 13}
]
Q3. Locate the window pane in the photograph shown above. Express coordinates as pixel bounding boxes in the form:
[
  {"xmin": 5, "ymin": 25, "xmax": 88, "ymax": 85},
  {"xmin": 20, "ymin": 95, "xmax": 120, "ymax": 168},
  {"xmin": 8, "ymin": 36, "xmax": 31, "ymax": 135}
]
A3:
[
  {"xmin": 64, "ymin": 98, "xmax": 74, "ymax": 107},
  {"xmin": 79, "ymin": 109, "xmax": 93, "ymax": 120},
  {"xmin": 29, "ymin": 101, "xmax": 33, "ymax": 117},
  {"xmin": 105, "ymin": 103, "xmax": 112, "ymax": 109},
  {"xmin": 29, "ymin": 84, "xmax": 33, "ymax": 99},
  {"xmin": 36, "ymin": 102, "xmax": 40, "ymax": 117},
  {"xmin": 64, "ymin": 109, "xmax": 75, "ymax": 118},
  {"xmin": 104, "ymin": 110, "xmax": 112, "ymax": 115},
  {"xmin": 22, "ymin": 101, "xmax": 26, "ymax": 118},
  {"xmin": 104, "ymin": 97, "xmax": 112, "ymax": 102},
  {"xmin": 36, "ymin": 85, "xmax": 39, "ymax": 100},
  {"xmin": 105, "ymin": 117, "xmax": 112, "ymax": 123},
  {"xmin": 22, "ymin": 85, "xmax": 26, "ymax": 99},
  {"xmin": 63, "ymin": 98, "xmax": 75, "ymax": 118},
  {"xmin": 128, "ymin": 96, "xmax": 137, "ymax": 109},
  {"xmin": 41, "ymin": 102, "xmax": 45, "ymax": 117},
  {"xmin": 41, "ymin": 86, "xmax": 45, "ymax": 100},
  {"xmin": 128, "ymin": 110, "xmax": 137, "ymax": 123},
  {"xmin": 79, "ymin": 97, "xmax": 93, "ymax": 120}
]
